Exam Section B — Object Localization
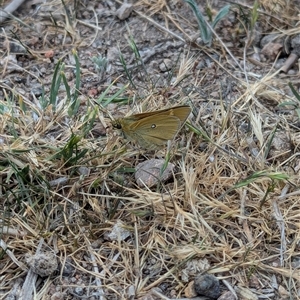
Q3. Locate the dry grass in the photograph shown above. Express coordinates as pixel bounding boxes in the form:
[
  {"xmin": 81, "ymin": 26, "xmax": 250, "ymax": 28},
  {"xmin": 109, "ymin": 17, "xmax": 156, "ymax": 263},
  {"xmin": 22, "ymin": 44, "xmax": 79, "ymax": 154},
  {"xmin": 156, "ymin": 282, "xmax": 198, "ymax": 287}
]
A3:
[{"xmin": 1, "ymin": 0, "xmax": 300, "ymax": 299}]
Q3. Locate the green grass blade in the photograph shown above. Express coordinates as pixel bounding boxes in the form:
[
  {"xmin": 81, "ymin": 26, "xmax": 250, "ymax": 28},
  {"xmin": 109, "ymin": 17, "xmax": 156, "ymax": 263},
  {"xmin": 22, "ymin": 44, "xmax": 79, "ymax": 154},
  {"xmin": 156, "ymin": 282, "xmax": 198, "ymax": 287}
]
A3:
[
  {"xmin": 211, "ymin": 5, "xmax": 230, "ymax": 29},
  {"xmin": 184, "ymin": 0, "xmax": 211, "ymax": 44}
]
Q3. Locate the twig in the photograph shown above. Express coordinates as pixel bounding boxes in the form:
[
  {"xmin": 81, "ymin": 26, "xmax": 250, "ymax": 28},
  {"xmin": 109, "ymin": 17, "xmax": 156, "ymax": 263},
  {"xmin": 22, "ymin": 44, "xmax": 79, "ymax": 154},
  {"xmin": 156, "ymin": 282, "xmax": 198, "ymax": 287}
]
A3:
[
  {"xmin": 84, "ymin": 235, "xmax": 106, "ymax": 300},
  {"xmin": 280, "ymin": 53, "xmax": 298, "ymax": 73},
  {"xmin": 21, "ymin": 238, "xmax": 44, "ymax": 300},
  {"xmin": 273, "ymin": 184, "xmax": 289, "ymax": 266},
  {"xmin": 0, "ymin": 0, "xmax": 26, "ymax": 24},
  {"xmin": 0, "ymin": 239, "xmax": 27, "ymax": 270}
]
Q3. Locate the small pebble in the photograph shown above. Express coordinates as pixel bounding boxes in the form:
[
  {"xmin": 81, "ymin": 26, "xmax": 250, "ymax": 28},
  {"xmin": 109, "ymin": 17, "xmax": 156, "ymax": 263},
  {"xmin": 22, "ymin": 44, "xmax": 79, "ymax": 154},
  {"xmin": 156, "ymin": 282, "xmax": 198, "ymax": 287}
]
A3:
[
  {"xmin": 135, "ymin": 159, "xmax": 175, "ymax": 188},
  {"xmin": 116, "ymin": 3, "xmax": 133, "ymax": 20},
  {"xmin": 194, "ymin": 273, "xmax": 220, "ymax": 299},
  {"xmin": 26, "ymin": 252, "xmax": 58, "ymax": 277}
]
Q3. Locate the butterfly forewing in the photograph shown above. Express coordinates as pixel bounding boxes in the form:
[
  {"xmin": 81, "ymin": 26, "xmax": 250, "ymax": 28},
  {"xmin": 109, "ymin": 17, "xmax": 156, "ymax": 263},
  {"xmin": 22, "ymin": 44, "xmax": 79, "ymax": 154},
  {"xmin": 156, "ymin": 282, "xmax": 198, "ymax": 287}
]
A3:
[
  {"xmin": 127, "ymin": 105, "xmax": 191, "ymax": 123},
  {"xmin": 132, "ymin": 116, "xmax": 181, "ymax": 147},
  {"xmin": 114, "ymin": 105, "xmax": 191, "ymax": 148},
  {"xmin": 134, "ymin": 115, "xmax": 180, "ymax": 138},
  {"xmin": 164, "ymin": 106, "xmax": 191, "ymax": 123}
]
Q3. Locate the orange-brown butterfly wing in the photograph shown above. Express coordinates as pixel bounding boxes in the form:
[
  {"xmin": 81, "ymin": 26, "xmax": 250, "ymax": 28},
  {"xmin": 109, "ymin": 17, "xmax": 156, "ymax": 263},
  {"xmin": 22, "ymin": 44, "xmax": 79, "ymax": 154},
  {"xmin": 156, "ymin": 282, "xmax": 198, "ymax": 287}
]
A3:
[
  {"xmin": 164, "ymin": 105, "xmax": 191, "ymax": 123},
  {"xmin": 121, "ymin": 115, "xmax": 181, "ymax": 146},
  {"xmin": 126, "ymin": 105, "xmax": 191, "ymax": 124},
  {"xmin": 114, "ymin": 105, "xmax": 191, "ymax": 148}
]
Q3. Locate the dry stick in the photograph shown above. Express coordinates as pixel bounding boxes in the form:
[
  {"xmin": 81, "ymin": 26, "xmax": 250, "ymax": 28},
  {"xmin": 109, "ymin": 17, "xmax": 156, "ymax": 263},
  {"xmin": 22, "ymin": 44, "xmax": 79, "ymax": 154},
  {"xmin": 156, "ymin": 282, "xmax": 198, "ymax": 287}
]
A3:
[
  {"xmin": 0, "ymin": 0, "xmax": 26, "ymax": 23},
  {"xmin": 133, "ymin": 218, "xmax": 141, "ymax": 290},
  {"xmin": 21, "ymin": 238, "xmax": 44, "ymax": 300},
  {"xmin": 151, "ymin": 288, "xmax": 210, "ymax": 300},
  {"xmin": 143, "ymin": 253, "xmax": 194, "ymax": 292},
  {"xmin": 242, "ymin": 21, "xmax": 253, "ymax": 90},
  {"xmin": 273, "ymin": 184, "xmax": 289, "ymax": 266},
  {"xmin": 239, "ymin": 189, "xmax": 247, "ymax": 226},
  {"xmin": 278, "ymin": 189, "xmax": 300, "ymax": 200},
  {"xmin": 222, "ymin": 279, "xmax": 238, "ymax": 300},
  {"xmin": 0, "ymin": 225, "xmax": 26, "ymax": 236},
  {"xmin": 151, "ymin": 289, "xmax": 171, "ymax": 300},
  {"xmin": 0, "ymin": 239, "xmax": 27, "ymax": 270},
  {"xmin": 280, "ymin": 53, "xmax": 298, "ymax": 73},
  {"xmin": 84, "ymin": 237, "xmax": 106, "ymax": 300}
]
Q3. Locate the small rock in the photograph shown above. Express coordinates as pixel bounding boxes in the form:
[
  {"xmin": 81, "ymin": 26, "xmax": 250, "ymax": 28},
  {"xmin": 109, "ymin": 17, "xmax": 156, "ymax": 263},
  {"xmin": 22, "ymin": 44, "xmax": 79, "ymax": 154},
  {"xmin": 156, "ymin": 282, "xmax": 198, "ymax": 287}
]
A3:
[
  {"xmin": 194, "ymin": 273, "xmax": 220, "ymax": 299},
  {"xmin": 14, "ymin": 76, "xmax": 26, "ymax": 83},
  {"xmin": 61, "ymin": 258, "xmax": 75, "ymax": 276},
  {"xmin": 278, "ymin": 284, "xmax": 290, "ymax": 298},
  {"xmin": 135, "ymin": 159, "xmax": 175, "ymax": 188},
  {"xmin": 31, "ymin": 87, "xmax": 43, "ymax": 97},
  {"xmin": 291, "ymin": 35, "xmax": 300, "ymax": 56},
  {"xmin": 107, "ymin": 220, "xmax": 131, "ymax": 241},
  {"xmin": 159, "ymin": 59, "xmax": 173, "ymax": 72},
  {"xmin": 260, "ymin": 34, "xmax": 290, "ymax": 58},
  {"xmin": 218, "ymin": 291, "xmax": 237, "ymax": 300},
  {"xmin": 127, "ymin": 285, "xmax": 136, "ymax": 300},
  {"xmin": 26, "ymin": 252, "xmax": 58, "ymax": 277},
  {"xmin": 261, "ymin": 42, "xmax": 283, "ymax": 61},
  {"xmin": 8, "ymin": 41, "xmax": 26, "ymax": 53},
  {"xmin": 44, "ymin": 50, "xmax": 54, "ymax": 58},
  {"xmin": 116, "ymin": 3, "xmax": 133, "ymax": 20},
  {"xmin": 274, "ymin": 58, "xmax": 285, "ymax": 69},
  {"xmin": 268, "ymin": 131, "xmax": 291, "ymax": 161},
  {"xmin": 291, "ymin": 257, "xmax": 300, "ymax": 268},
  {"xmin": 78, "ymin": 166, "xmax": 90, "ymax": 176},
  {"xmin": 74, "ymin": 286, "xmax": 84, "ymax": 296},
  {"xmin": 184, "ymin": 281, "xmax": 197, "ymax": 298},
  {"xmin": 248, "ymin": 275, "xmax": 261, "ymax": 289},
  {"xmin": 250, "ymin": 52, "xmax": 261, "ymax": 62}
]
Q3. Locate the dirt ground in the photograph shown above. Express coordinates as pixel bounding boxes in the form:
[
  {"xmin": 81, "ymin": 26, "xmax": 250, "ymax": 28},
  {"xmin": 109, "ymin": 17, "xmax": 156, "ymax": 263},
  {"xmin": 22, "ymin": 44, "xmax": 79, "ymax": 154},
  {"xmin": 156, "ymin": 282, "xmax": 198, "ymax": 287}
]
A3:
[{"xmin": 1, "ymin": 0, "xmax": 300, "ymax": 299}]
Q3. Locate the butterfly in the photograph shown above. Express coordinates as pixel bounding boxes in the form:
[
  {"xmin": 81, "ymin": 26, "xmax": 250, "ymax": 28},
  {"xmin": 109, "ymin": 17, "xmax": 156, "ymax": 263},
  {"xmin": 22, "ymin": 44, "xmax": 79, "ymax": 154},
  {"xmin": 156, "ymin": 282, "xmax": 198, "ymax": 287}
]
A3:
[{"xmin": 112, "ymin": 105, "xmax": 191, "ymax": 148}]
